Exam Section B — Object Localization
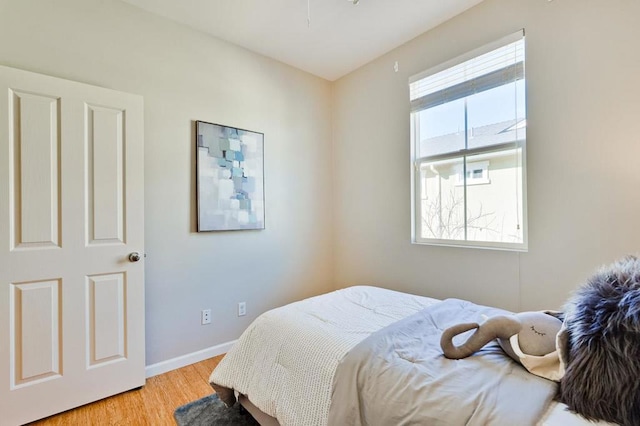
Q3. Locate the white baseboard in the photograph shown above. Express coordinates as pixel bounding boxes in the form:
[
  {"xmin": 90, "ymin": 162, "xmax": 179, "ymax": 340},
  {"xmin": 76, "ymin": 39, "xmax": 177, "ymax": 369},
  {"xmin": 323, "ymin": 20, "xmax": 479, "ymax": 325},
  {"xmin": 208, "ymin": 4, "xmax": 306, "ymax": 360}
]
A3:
[{"xmin": 145, "ymin": 339, "xmax": 237, "ymax": 378}]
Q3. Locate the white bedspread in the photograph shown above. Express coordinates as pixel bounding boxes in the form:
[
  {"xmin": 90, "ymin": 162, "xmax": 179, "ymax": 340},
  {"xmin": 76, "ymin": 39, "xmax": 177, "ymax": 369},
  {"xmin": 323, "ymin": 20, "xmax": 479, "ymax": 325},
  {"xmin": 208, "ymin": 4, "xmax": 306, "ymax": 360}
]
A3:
[
  {"xmin": 210, "ymin": 285, "xmax": 612, "ymax": 426},
  {"xmin": 209, "ymin": 286, "xmax": 438, "ymax": 426}
]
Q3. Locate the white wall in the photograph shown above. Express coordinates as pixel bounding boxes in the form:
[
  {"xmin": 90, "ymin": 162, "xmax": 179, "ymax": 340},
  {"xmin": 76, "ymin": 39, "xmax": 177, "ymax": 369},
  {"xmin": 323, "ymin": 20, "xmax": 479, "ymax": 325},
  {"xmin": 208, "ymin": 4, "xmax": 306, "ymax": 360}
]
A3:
[
  {"xmin": 332, "ymin": 0, "xmax": 640, "ymax": 311},
  {"xmin": 2, "ymin": 0, "xmax": 638, "ymax": 368},
  {"xmin": 0, "ymin": 0, "xmax": 334, "ymax": 365}
]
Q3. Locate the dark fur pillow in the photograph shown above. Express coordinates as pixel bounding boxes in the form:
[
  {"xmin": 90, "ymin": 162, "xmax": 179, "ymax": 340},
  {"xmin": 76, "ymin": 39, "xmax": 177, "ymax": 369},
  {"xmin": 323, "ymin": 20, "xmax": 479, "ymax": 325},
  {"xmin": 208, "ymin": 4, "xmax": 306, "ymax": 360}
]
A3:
[{"xmin": 558, "ymin": 256, "xmax": 640, "ymax": 426}]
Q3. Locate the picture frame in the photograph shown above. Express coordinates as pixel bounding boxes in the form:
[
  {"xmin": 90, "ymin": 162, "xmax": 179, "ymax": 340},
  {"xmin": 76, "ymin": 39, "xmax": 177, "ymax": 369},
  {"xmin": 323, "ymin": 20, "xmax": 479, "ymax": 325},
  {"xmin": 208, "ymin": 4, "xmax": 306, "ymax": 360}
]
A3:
[{"xmin": 196, "ymin": 120, "xmax": 265, "ymax": 231}]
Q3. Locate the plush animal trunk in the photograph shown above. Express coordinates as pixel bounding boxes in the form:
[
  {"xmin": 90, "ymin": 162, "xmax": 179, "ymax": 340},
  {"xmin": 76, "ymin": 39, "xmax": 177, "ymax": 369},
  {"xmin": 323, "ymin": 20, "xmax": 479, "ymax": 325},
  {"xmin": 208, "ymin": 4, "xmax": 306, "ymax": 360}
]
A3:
[
  {"xmin": 440, "ymin": 323, "xmax": 482, "ymax": 359},
  {"xmin": 559, "ymin": 256, "xmax": 640, "ymax": 426}
]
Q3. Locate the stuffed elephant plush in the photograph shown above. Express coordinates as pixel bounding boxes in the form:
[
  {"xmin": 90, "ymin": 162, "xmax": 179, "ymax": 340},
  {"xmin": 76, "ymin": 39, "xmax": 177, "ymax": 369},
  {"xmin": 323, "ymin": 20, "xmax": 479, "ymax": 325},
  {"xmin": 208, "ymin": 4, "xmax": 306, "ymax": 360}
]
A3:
[{"xmin": 440, "ymin": 312, "xmax": 564, "ymax": 381}]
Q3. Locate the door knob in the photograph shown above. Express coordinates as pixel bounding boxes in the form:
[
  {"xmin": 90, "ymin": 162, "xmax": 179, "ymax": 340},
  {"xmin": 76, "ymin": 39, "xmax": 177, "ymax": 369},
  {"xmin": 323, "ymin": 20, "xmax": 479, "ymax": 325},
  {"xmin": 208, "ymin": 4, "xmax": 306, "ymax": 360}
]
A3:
[{"xmin": 129, "ymin": 252, "xmax": 141, "ymax": 262}]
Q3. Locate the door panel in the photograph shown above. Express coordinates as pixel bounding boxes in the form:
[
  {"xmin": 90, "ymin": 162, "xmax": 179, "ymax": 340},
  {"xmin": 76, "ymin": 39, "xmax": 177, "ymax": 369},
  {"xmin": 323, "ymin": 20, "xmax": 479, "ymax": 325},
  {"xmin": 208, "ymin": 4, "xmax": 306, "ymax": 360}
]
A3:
[
  {"xmin": 9, "ymin": 90, "xmax": 61, "ymax": 250},
  {"xmin": 9, "ymin": 279, "xmax": 62, "ymax": 388},
  {"xmin": 86, "ymin": 104, "xmax": 125, "ymax": 245},
  {"xmin": 86, "ymin": 273, "xmax": 127, "ymax": 367},
  {"xmin": 0, "ymin": 65, "xmax": 144, "ymax": 426}
]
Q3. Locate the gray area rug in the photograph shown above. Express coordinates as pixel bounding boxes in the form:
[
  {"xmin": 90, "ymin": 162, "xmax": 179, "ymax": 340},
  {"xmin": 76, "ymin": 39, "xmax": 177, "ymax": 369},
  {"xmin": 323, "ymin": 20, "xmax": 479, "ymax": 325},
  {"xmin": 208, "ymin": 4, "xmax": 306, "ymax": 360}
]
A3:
[{"xmin": 174, "ymin": 393, "xmax": 259, "ymax": 426}]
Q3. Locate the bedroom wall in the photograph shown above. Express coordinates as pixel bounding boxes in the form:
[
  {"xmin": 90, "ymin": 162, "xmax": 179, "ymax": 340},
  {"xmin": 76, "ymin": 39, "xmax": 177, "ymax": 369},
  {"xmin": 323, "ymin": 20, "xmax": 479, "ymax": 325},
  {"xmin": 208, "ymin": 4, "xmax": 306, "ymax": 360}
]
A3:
[
  {"xmin": 0, "ymin": 0, "xmax": 334, "ymax": 365},
  {"xmin": 332, "ymin": 0, "xmax": 640, "ymax": 311}
]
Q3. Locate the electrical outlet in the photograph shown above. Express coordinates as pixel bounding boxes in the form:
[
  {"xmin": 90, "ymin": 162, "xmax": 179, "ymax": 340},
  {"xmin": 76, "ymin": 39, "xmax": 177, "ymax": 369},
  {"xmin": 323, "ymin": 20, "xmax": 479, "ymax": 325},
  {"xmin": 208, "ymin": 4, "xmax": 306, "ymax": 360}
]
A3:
[
  {"xmin": 238, "ymin": 302, "xmax": 246, "ymax": 317},
  {"xmin": 201, "ymin": 309, "xmax": 212, "ymax": 325}
]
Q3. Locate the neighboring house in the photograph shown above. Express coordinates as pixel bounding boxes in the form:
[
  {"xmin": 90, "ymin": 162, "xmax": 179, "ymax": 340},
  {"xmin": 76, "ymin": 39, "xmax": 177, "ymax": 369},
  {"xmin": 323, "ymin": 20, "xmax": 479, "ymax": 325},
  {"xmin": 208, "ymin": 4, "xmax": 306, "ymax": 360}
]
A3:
[{"xmin": 419, "ymin": 119, "xmax": 525, "ymax": 243}]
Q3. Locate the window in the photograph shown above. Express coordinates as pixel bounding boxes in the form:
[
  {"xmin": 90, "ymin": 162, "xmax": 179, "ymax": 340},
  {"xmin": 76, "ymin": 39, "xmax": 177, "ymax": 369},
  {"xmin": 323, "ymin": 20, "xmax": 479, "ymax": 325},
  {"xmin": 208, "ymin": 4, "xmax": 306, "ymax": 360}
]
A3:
[
  {"xmin": 455, "ymin": 161, "xmax": 490, "ymax": 186},
  {"xmin": 410, "ymin": 31, "xmax": 527, "ymax": 250}
]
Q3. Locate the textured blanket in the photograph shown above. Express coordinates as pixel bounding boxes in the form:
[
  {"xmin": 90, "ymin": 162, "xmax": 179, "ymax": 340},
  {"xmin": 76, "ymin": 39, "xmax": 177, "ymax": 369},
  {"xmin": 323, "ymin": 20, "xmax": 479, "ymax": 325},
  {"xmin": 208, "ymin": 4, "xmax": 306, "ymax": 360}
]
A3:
[
  {"xmin": 328, "ymin": 298, "xmax": 557, "ymax": 426},
  {"xmin": 210, "ymin": 286, "xmax": 438, "ymax": 426}
]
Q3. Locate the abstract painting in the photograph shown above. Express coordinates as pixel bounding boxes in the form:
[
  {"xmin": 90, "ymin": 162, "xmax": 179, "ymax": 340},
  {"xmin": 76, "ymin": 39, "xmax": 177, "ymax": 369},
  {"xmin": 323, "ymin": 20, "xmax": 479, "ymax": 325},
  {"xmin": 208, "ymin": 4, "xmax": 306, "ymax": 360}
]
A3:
[{"xmin": 196, "ymin": 121, "xmax": 265, "ymax": 231}]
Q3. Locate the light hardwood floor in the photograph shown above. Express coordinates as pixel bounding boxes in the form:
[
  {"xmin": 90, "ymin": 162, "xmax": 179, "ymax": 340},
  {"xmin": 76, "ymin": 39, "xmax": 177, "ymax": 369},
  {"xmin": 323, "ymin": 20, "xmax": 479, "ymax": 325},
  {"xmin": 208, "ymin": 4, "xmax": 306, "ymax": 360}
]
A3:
[{"xmin": 28, "ymin": 354, "xmax": 225, "ymax": 426}]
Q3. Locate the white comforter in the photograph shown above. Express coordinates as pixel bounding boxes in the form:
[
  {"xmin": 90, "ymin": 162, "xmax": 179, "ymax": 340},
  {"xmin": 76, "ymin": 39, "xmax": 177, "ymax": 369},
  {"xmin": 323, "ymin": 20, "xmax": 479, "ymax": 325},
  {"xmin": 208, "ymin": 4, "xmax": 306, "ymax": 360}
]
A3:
[
  {"xmin": 209, "ymin": 286, "xmax": 438, "ymax": 426},
  {"xmin": 210, "ymin": 286, "xmax": 614, "ymax": 426}
]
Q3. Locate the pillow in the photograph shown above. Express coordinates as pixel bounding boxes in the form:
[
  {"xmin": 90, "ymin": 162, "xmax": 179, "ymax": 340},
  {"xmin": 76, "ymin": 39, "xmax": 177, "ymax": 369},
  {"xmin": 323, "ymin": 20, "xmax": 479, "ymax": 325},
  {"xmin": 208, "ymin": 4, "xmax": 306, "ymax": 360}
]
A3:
[{"xmin": 558, "ymin": 256, "xmax": 640, "ymax": 426}]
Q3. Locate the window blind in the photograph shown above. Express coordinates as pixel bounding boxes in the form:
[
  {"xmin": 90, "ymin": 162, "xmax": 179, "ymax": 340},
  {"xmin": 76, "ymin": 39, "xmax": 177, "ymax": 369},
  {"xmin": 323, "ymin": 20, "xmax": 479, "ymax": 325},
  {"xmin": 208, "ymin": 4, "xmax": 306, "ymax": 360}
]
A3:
[{"xmin": 410, "ymin": 34, "xmax": 524, "ymax": 112}]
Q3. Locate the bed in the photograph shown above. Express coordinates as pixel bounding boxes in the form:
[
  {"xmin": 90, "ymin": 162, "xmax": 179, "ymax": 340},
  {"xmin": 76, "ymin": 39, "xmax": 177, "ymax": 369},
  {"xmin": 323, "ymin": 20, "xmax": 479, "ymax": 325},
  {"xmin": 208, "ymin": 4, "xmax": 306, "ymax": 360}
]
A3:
[{"xmin": 209, "ymin": 286, "xmax": 615, "ymax": 426}]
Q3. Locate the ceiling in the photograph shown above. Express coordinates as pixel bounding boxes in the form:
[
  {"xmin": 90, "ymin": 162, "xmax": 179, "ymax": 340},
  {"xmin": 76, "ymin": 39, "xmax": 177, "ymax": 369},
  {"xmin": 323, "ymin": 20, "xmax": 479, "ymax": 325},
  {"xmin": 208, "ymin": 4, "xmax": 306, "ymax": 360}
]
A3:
[{"xmin": 121, "ymin": 0, "xmax": 484, "ymax": 81}]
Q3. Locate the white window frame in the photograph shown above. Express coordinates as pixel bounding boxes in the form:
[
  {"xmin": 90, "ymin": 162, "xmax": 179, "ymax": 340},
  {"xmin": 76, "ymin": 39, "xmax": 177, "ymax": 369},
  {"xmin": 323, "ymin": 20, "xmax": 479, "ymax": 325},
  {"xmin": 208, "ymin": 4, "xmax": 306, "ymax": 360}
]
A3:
[{"xmin": 410, "ymin": 31, "xmax": 528, "ymax": 251}]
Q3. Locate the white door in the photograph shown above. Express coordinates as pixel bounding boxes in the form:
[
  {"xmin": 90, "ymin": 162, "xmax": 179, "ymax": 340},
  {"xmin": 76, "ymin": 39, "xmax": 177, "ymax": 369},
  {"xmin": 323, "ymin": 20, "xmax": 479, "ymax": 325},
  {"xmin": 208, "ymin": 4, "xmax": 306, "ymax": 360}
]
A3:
[{"xmin": 0, "ymin": 65, "xmax": 145, "ymax": 426}]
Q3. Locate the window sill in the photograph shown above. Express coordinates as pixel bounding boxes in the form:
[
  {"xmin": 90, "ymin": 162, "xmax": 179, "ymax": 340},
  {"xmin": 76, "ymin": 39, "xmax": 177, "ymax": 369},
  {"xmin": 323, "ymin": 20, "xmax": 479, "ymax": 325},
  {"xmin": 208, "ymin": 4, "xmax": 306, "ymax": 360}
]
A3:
[{"xmin": 412, "ymin": 238, "xmax": 528, "ymax": 252}]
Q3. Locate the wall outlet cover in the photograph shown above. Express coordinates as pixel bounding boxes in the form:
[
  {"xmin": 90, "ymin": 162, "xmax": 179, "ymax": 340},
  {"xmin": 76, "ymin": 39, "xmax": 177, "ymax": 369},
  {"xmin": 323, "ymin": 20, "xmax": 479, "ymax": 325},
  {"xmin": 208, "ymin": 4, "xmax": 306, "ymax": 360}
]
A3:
[{"xmin": 201, "ymin": 309, "xmax": 212, "ymax": 325}]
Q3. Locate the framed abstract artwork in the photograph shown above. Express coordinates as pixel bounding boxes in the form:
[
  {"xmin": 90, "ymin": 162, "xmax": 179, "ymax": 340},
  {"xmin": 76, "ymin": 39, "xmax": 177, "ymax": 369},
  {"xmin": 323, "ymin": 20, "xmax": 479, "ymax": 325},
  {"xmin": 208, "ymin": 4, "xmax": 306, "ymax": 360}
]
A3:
[{"xmin": 196, "ymin": 121, "xmax": 265, "ymax": 231}]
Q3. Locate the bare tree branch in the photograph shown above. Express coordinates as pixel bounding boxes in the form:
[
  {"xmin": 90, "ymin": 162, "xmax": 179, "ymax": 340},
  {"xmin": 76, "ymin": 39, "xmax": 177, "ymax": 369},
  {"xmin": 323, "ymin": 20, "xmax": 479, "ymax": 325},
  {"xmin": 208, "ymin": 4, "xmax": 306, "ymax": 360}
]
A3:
[{"xmin": 421, "ymin": 189, "xmax": 496, "ymax": 240}]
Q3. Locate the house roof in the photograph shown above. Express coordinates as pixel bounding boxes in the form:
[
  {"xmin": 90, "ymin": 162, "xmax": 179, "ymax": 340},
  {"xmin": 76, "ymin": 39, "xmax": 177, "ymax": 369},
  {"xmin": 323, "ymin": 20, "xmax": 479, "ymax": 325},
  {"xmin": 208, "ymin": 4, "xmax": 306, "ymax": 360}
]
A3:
[{"xmin": 420, "ymin": 119, "xmax": 526, "ymax": 157}]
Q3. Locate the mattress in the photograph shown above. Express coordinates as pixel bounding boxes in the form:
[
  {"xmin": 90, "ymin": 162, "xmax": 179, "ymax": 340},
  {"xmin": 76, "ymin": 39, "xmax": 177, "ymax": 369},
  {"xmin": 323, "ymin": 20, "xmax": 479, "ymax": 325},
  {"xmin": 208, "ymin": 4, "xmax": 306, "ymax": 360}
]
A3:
[{"xmin": 210, "ymin": 286, "xmax": 615, "ymax": 426}]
